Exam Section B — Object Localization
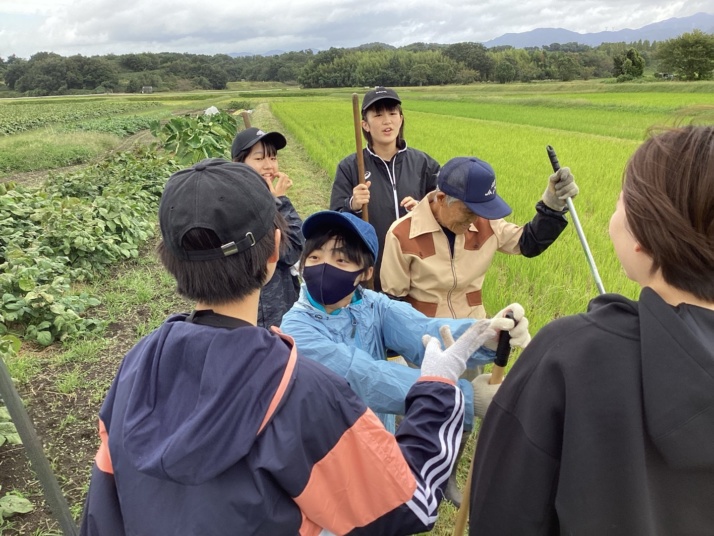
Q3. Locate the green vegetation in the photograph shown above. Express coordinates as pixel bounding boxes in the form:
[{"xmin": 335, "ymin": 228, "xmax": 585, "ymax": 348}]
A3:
[
  {"xmin": 149, "ymin": 110, "xmax": 239, "ymax": 164},
  {"xmin": 0, "ymin": 100, "xmax": 161, "ymax": 136},
  {"xmin": 61, "ymin": 115, "xmax": 155, "ymax": 137},
  {"xmin": 3, "ymin": 30, "xmax": 713, "ymax": 96},
  {"xmin": 657, "ymin": 30, "xmax": 714, "ymax": 80},
  {"xmin": 0, "ymin": 82, "xmax": 712, "ymax": 535},
  {"xmin": 0, "ymin": 131, "xmax": 120, "ymax": 175},
  {"xmin": 0, "ymin": 152, "xmax": 181, "ymax": 345}
]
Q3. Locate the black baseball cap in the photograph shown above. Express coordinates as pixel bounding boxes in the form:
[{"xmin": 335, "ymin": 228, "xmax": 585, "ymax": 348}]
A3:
[
  {"xmin": 438, "ymin": 157, "xmax": 512, "ymax": 220},
  {"xmin": 361, "ymin": 86, "xmax": 401, "ymax": 113},
  {"xmin": 159, "ymin": 158, "xmax": 277, "ymax": 261},
  {"xmin": 231, "ymin": 127, "xmax": 287, "ymax": 160}
]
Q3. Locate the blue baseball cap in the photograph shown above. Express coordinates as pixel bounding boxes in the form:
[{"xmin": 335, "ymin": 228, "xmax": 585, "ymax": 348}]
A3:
[
  {"xmin": 302, "ymin": 211, "xmax": 379, "ymax": 264},
  {"xmin": 438, "ymin": 157, "xmax": 512, "ymax": 219}
]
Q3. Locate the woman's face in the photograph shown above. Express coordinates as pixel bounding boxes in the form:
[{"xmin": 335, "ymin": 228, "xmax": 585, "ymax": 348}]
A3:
[
  {"xmin": 243, "ymin": 142, "xmax": 278, "ymax": 183},
  {"xmin": 362, "ymin": 106, "xmax": 403, "ymax": 147}
]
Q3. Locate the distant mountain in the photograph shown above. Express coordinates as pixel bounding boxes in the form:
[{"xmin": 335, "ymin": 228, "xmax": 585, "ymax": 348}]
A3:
[
  {"xmin": 229, "ymin": 49, "xmax": 286, "ymax": 57},
  {"xmin": 483, "ymin": 12, "xmax": 714, "ymax": 48}
]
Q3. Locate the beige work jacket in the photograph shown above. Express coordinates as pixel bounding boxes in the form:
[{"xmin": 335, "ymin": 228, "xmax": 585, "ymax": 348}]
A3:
[{"xmin": 381, "ymin": 195, "xmax": 524, "ymax": 319}]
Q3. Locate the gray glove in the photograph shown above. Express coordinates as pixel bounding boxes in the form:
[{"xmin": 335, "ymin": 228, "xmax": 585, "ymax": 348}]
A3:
[
  {"xmin": 542, "ymin": 167, "xmax": 579, "ymax": 211},
  {"xmin": 421, "ymin": 322, "xmax": 496, "ymax": 383},
  {"xmin": 472, "ymin": 373, "xmax": 501, "ymax": 419}
]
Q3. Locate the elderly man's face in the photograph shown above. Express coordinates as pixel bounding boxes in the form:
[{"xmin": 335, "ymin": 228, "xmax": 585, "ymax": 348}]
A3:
[{"xmin": 434, "ymin": 193, "xmax": 480, "ymax": 235}]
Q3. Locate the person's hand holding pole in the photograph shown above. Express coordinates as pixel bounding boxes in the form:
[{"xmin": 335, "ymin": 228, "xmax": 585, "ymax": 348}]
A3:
[{"xmin": 546, "ymin": 145, "xmax": 606, "ymax": 295}]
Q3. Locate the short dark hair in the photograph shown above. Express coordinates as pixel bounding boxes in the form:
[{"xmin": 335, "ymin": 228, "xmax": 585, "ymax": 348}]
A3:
[
  {"xmin": 361, "ymin": 100, "xmax": 405, "ymax": 150},
  {"xmin": 158, "ymin": 213, "xmax": 286, "ymax": 304},
  {"xmin": 232, "ymin": 140, "xmax": 278, "ymax": 163},
  {"xmin": 300, "ymin": 226, "xmax": 374, "ymax": 274},
  {"xmin": 623, "ymin": 125, "xmax": 714, "ymax": 301}
]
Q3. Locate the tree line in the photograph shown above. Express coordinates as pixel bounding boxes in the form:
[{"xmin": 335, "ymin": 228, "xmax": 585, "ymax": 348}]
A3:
[{"xmin": 1, "ymin": 30, "xmax": 712, "ymax": 96}]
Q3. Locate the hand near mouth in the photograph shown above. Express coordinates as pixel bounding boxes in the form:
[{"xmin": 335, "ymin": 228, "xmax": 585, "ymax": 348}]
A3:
[{"xmin": 272, "ymin": 172, "xmax": 293, "ymax": 197}]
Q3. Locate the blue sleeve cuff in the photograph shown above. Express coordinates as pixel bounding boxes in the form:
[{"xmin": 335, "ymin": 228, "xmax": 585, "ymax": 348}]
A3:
[{"xmin": 457, "ymin": 378, "xmax": 474, "ymax": 432}]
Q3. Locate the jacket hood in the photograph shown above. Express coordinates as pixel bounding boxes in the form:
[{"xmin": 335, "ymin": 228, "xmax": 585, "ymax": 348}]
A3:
[
  {"xmin": 636, "ymin": 288, "xmax": 714, "ymax": 469},
  {"xmin": 115, "ymin": 316, "xmax": 296, "ymax": 485}
]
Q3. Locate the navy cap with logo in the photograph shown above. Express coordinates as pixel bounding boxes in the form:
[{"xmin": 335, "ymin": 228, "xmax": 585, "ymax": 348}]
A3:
[
  {"xmin": 302, "ymin": 210, "xmax": 379, "ymax": 264},
  {"xmin": 159, "ymin": 158, "xmax": 277, "ymax": 261},
  {"xmin": 361, "ymin": 86, "xmax": 402, "ymax": 113},
  {"xmin": 231, "ymin": 127, "xmax": 287, "ymax": 160},
  {"xmin": 438, "ymin": 157, "xmax": 512, "ymax": 220}
]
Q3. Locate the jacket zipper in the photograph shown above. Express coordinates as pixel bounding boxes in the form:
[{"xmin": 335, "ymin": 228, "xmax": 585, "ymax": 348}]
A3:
[
  {"xmin": 368, "ymin": 147, "xmax": 402, "ymax": 220},
  {"xmin": 445, "ymin": 235, "xmax": 458, "ymax": 319}
]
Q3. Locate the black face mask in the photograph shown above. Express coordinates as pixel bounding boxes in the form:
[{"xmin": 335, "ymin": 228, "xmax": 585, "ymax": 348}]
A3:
[{"xmin": 303, "ymin": 263, "xmax": 363, "ymax": 306}]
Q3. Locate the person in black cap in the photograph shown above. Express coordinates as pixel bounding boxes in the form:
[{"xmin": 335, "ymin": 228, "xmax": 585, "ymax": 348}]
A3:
[
  {"xmin": 329, "ymin": 86, "xmax": 440, "ymax": 291},
  {"xmin": 79, "ymin": 158, "xmax": 508, "ymax": 536},
  {"xmin": 232, "ymin": 127, "xmax": 304, "ymax": 329}
]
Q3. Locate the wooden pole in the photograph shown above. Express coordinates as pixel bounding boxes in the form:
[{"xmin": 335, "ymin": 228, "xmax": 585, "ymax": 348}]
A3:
[
  {"xmin": 351, "ymin": 93, "xmax": 369, "ymax": 223},
  {"xmin": 241, "ymin": 111, "xmax": 252, "ymax": 129},
  {"xmin": 453, "ymin": 315, "xmax": 514, "ymax": 535}
]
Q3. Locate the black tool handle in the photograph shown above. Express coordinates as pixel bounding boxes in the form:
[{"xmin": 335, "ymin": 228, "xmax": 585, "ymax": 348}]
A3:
[
  {"xmin": 546, "ymin": 145, "xmax": 561, "ymax": 172},
  {"xmin": 493, "ymin": 312, "xmax": 515, "ymax": 367}
]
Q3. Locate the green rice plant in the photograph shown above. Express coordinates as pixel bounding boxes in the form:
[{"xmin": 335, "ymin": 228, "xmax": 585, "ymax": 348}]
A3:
[{"xmin": 271, "ymin": 91, "xmax": 700, "ymax": 338}]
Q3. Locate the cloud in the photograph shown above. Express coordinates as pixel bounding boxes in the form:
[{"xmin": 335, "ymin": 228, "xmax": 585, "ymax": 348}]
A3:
[{"xmin": 0, "ymin": 0, "xmax": 710, "ymax": 58}]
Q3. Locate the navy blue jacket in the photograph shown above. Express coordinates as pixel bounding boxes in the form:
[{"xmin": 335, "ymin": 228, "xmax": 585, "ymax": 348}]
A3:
[
  {"xmin": 258, "ymin": 195, "xmax": 303, "ymax": 329},
  {"xmin": 80, "ymin": 310, "xmax": 466, "ymax": 535}
]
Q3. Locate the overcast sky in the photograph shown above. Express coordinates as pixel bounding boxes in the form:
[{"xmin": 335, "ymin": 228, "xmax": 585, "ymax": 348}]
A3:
[{"xmin": 0, "ymin": 0, "xmax": 711, "ymax": 58}]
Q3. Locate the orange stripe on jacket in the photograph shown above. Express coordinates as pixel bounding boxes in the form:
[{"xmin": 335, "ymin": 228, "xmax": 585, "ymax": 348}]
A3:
[
  {"xmin": 296, "ymin": 409, "xmax": 417, "ymax": 535},
  {"xmin": 298, "ymin": 512, "xmax": 323, "ymax": 536},
  {"xmin": 95, "ymin": 418, "xmax": 113, "ymax": 474},
  {"xmin": 258, "ymin": 331, "xmax": 298, "ymax": 435}
]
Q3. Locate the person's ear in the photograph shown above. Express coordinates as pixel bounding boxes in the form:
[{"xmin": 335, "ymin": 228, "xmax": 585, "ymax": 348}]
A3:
[
  {"xmin": 435, "ymin": 192, "xmax": 447, "ymax": 205},
  {"xmin": 361, "ymin": 119, "xmax": 370, "ymax": 132},
  {"xmin": 268, "ymin": 229, "xmax": 281, "ymax": 264}
]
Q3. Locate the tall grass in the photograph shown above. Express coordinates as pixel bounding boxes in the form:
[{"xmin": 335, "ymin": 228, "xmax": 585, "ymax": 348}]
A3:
[{"xmin": 0, "ymin": 130, "xmax": 120, "ymax": 175}]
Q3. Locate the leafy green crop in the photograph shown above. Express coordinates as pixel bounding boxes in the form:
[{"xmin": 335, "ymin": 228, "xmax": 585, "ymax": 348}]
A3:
[
  {"xmin": 150, "ymin": 111, "xmax": 239, "ymax": 164},
  {"xmin": 62, "ymin": 115, "xmax": 155, "ymax": 137},
  {"xmin": 0, "ymin": 151, "xmax": 181, "ymax": 344}
]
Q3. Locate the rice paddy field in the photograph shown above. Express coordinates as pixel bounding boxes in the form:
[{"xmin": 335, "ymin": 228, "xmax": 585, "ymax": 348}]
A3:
[{"xmin": 271, "ymin": 83, "xmax": 714, "ymax": 341}]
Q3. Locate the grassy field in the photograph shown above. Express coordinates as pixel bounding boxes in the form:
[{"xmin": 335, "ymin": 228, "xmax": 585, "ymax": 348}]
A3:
[{"xmin": 0, "ymin": 79, "xmax": 712, "ymax": 535}]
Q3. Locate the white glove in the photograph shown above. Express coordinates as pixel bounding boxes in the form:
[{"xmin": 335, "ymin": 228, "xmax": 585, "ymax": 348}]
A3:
[
  {"xmin": 421, "ymin": 322, "xmax": 496, "ymax": 383},
  {"xmin": 542, "ymin": 167, "xmax": 579, "ymax": 211},
  {"xmin": 472, "ymin": 373, "xmax": 501, "ymax": 419},
  {"xmin": 484, "ymin": 303, "xmax": 531, "ymax": 350}
]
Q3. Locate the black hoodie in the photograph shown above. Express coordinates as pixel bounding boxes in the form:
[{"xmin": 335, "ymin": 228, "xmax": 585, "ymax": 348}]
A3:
[{"xmin": 469, "ymin": 288, "xmax": 714, "ymax": 535}]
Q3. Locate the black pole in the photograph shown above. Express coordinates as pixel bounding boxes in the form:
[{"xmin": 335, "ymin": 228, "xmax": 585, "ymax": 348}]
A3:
[{"xmin": 0, "ymin": 354, "xmax": 79, "ymax": 536}]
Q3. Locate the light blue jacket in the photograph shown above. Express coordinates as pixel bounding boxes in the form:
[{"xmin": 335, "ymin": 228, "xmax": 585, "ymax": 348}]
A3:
[{"xmin": 280, "ymin": 285, "xmax": 496, "ymax": 432}]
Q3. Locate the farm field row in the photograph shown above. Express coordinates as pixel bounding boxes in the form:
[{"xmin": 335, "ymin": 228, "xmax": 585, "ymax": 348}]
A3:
[{"xmin": 0, "ymin": 100, "xmax": 162, "ymax": 136}]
